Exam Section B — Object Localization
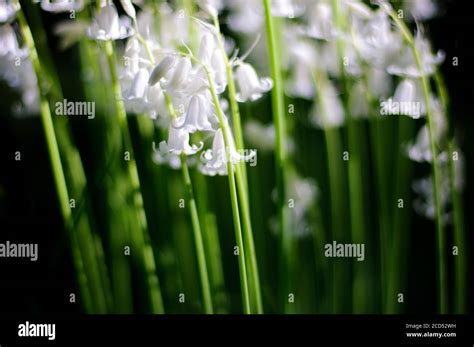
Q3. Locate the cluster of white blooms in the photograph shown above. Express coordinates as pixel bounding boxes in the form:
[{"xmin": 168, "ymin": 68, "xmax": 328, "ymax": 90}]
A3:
[
  {"xmin": 0, "ymin": 3, "xmax": 39, "ymax": 115},
  {"xmin": 81, "ymin": 1, "xmax": 270, "ymax": 176}
]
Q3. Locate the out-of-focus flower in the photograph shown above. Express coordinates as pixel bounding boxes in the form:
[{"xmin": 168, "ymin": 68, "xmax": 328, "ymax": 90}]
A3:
[
  {"xmin": 388, "ymin": 32, "xmax": 445, "ymax": 78},
  {"xmin": 234, "ymin": 62, "xmax": 272, "ymax": 102},
  {"xmin": 403, "ymin": 0, "xmax": 438, "ymax": 21},
  {"xmin": 382, "ymin": 78, "xmax": 426, "ymax": 118},
  {"xmin": 0, "ymin": 24, "xmax": 24, "ymax": 59},
  {"xmin": 244, "ymin": 120, "xmax": 275, "ymax": 152},
  {"xmin": 54, "ymin": 19, "xmax": 88, "ymax": 49},
  {"xmin": 227, "ymin": 0, "xmax": 262, "ymax": 34},
  {"xmin": 349, "ymin": 81, "xmax": 369, "ymax": 119},
  {"xmin": 413, "ymin": 170, "xmax": 450, "ymax": 224},
  {"xmin": 284, "ymin": 36, "xmax": 316, "ymax": 99},
  {"xmin": 271, "ymin": 0, "xmax": 304, "ymax": 18},
  {"xmin": 200, "ymin": 128, "xmax": 256, "ymax": 176},
  {"xmin": 288, "ymin": 172, "xmax": 318, "ymax": 228},
  {"xmin": 197, "ymin": 0, "xmax": 223, "ymax": 17},
  {"xmin": 0, "ymin": 24, "xmax": 39, "ymax": 115},
  {"xmin": 0, "ymin": 0, "xmax": 17, "ymax": 23},
  {"xmin": 406, "ymin": 98, "xmax": 447, "ymax": 162},
  {"xmin": 40, "ymin": 0, "xmax": 84, "ymax": 13},
  {"xmin": 305, "ymin": 2, "xmax": 336, "ymax": 40},
  {"xmin": 356, "ymin": 9, "xmax": 403, "ymax": 69},
  {"xmin": 88, "ymin": 3, "xmax": 134, "ymax": 41},
  {"xmin": 311, "ymin": 79, "xmax": 345, "ymax": 129}
]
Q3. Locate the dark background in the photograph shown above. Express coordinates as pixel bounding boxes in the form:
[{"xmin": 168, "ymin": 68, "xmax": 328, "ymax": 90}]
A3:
[{"xmin": 0, "ymin": 0, "xmax": 472, "ymax": 314}]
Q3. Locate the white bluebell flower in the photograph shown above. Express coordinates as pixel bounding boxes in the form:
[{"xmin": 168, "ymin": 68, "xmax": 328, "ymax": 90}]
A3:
[
  {"xmin": 234, "ymin": 62, "xmax": 272, "ymax": 102},
  {"xmin": 311, "ymin": 79, "xmax": 345, "ymax": 129},
  {"xmin": 403, "ymin": 0, "xmax": 438, "ymax": 21},
  {"xmin": 40, "ymin": 0, "xmax": 84, "ymax": 13},
  {"xmin": 200, "ymin": 128, "xmax": 256, "ymax": 176},
  {"xmin": 0, "ymin": 0, "xmax": 17, "ymax": 23},
  {"xmin": 87, "ymin": 3, "xmax": 134, "ymax": 41},
  {"xmin": 158, "ymin": 126, "xmax": 204, "ymax": 157},
  {"xmin": 173, "ymin": 93, "xmax": 216, "ymax": 133}
]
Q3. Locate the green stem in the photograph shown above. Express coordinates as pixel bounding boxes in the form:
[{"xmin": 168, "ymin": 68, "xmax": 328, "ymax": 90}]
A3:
[
  {"xmin": 180, "ymin": 154, "xmax": 214, "ymax": 313},
  {"xmin": 162, "ymin": 90, "xmax": 214, "ymax": 313},
  {"xmin": 16, "ymin": 6, "xmax": 97, "ymax": 312},
  {"xmin": 263, "ymin": 0, "xmax": 291, "ymax": 312},
  {"xmin": 212, "ymin": 15, "xmax": 263, "ymax": 313},
  {"xmin": 104, "ymin": 39, "xmax": 164, "ymax": 313},
  {"xmin": 331, "ymin": 0, "xmax": 368, "ymax": 313},
  {"xmin": 387, "ymin": 8, "xmax": 447, "ymax": 313},
  {"xmin": 77, "ymin": 37, "xmax": 133, "ymax": 313},
  {"xmin": 312, "ymin": 68, "xmax": 347, "ymax": 313},
  {"xmin": 206, "ymin": 71, "xmax": 251, "ymax": 314},
  {"xmin": 433, "ymin": 72, "xmax": 466, "ymax": 313}
]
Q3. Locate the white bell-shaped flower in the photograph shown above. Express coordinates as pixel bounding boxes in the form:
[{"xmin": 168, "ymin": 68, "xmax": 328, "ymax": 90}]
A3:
[
  {"xmin": 407, "ymin": 98, "xmax": 447, "ymax": 162},
  {"xmin": 41, "ymin": 0, "xmax": 84, "ymax": 13},
  {"xmin": 388, "ymin": 33, "xmax": 445, "ymax": 78},
  {"xmin": 0, "ymin": 0, "xmax": 17, "ymax": 23},
  {"xmin": 148, "ymin": 56, "xmax": 177, "ymax": 86},
  {"xmin": 244, "ymin": 120, "xmax": 275, "ymax": 152},
  {"xmin": 0, "ymin": 24, "xmax": 24, "ymax": 59},
  {"xmin": 200, "ymin": 128, "xmax": 256, "ymax": 176},
  {"xmin": 413, "ymin": 170, "xmax": 451, "ymax": 224},
  {"xmin": 349, "ymin": 81, "xmax": 369, "ymax": 119},
  {"xmin": 311, "ymin": 80, "xmax": 345, "ymax": 129},
  {"xmin": 227, "ymin": 0, "xmax": 262, "ymax": 34},
  {"xmin": 162, "ymin": 57, "xmax": 192, "ymax": 92},
  {"xmin": 392, "ymin": 78, "xmax": 426, "ymax": 118},
  {"xmin": 211, "ymin": 49, "xmax": 227, "ymax": 93},
  {"xmin": 123, "ymin": 68, "xmax": 150, "ymax": 113},
  {"xmin": 173, "ymin": 94, "xmax": 216, "ymax": 133},
  {"xmin": 87, "ymin": 3, "xmax": 133, "ymax": 41},
  {"xmin": 235, "ymin": 63, "xmax": 272, "ymax": 102},
  {"xmin": 285, "ymin": 38, "xmax": 316, "ymax": 99},
  {"xmin": 158, "ymin": 126, "xmax": 204, "ymax": 157},
  {"xmin": 403, "ymin": 0, "xmax": 437, "ymax": 21},
  {"xmin": 305, "ymin": 3, "xmax": 336, "ymax": 40}
]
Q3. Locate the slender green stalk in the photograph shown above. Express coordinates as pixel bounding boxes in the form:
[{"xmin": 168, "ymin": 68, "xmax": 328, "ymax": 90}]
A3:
[
  {"xmin": 311, "ymin": 68, "xmax": 348, "ymax": 313},
  {"xmin": 433, "ymin": 72, "xmax": 466, "ymax": 313},
  {"xmin": 16, "ymin": 4, "xmax": 109, "ymax": 313},
  {"xmin": 26, "ymin": 1, "xmax": 113, "ymax": 314},
  {"xmin": 104, "ymin": 39, "xmax": 164, "ymax": 313},
  {"xmin": 206, "ymin": 70, "xmax": 251, "ymax": 314},
  {"xmin": 162, "ymin": 90, "xmax": 214, "ymax": 313},
  {"xmin": 263, "ymin": 0, "xmax": 291, "ymax": 312},
  {"xmin": 350, "ymin": 29, "xmax": 392, "ymax": 312},
  {"xmin": 386, "ymin": 8, "xmax": 447, "ymax": 313},
  {"xmin": 77, "ymin": 37, "xmax": 133, "ymax": 313},
  {"xmin": 388, "ymin": 117, "xmax": 415, "ymax": 313},
  {"xmin": 212, "ymin": 15, "xmax": 263, "ymax": 313},
  {"xmin": 331, "ymin": 0, "xmax": 369, "ymax": 313},
  {"xmin": 193, "ymin": 173, "xmax": 228, "ymax": 312},
  {"xmin": 179, "ymin": 154, "xmax": 214, "ymax": 313}
]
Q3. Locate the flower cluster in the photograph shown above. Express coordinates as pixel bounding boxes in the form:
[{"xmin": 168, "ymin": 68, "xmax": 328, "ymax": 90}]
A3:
[{"xmin": 83, "ymin": 1, "xmax": 269, "ymax": 175}]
